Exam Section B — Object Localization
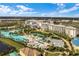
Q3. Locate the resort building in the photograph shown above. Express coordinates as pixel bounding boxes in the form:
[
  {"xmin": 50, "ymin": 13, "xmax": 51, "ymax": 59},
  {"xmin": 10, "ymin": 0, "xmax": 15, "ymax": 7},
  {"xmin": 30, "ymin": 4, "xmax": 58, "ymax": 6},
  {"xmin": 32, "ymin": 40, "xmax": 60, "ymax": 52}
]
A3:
[
  {"xmin": 25, "ymin": 20, "xmax": 40, "ymax": 29},
  {"xmin": 65, "ymin": 26, "xmax": 76, "ymax": 37},
  {"xmin": 19, "ymin": 48, "xmax": 41, "ymax": 56},
  {"xmin": 40, "ymin": 23, "xmax": 77, "ymax": 38},
  {"xmin": 50, "ymin": 39, "xmax": 64, "ymax": 47},
  {"xmin": 40, "ymin": 23, "xmax": 49, "ymax": 31},
  {"xmin": 49, "ymin": 24, "xmax": 65, "ymax": 33}
]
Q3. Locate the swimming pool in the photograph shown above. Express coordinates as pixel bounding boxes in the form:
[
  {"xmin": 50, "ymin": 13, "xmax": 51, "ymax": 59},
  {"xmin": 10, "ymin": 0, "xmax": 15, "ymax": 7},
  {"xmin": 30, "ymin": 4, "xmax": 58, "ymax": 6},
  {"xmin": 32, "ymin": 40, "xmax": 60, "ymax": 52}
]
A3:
[
  {"xmin": 71, "ymin": 37, "xmax": 79, "ymax": 46},
  {"xmin": 0, "ymin": 31, "xmax": 27, "ymax": 42},
  {"xmin": 9, "ymin": 51, "xmax": 19, "ymax": 56},
  {"xmin": 1, "ymin": 31, "xmax": 10, "ymax": 38},
  {"xmin": 11, "ymin": 35, "xmax": 26, "ymax": 42}
]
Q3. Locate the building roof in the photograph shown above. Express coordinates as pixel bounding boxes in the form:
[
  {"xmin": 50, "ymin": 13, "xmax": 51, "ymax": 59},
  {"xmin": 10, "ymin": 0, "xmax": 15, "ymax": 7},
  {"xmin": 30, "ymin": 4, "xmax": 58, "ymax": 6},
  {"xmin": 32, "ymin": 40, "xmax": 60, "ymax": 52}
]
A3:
[
  {"xmin": 20, "ymin": 47, "xmax": 41, "ymax": 56},
  {"xmin": 66, "ymin": 26, "xmax": 76, "ymax": 29},
  {"xmin": 51, "ymin": 39, "xmax": 64, "ymax": 47}
]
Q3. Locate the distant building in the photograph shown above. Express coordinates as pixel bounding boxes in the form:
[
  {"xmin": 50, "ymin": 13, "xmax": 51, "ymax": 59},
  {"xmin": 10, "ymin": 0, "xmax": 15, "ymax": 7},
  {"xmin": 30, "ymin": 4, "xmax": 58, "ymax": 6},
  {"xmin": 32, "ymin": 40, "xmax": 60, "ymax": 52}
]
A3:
[
  {"xmin": 19, "ymin": 48, "xmax": 41, "ymax": 56},
  {"xmin": 25, "ymin": 20, "xmax": 40, "ymax": 28}
]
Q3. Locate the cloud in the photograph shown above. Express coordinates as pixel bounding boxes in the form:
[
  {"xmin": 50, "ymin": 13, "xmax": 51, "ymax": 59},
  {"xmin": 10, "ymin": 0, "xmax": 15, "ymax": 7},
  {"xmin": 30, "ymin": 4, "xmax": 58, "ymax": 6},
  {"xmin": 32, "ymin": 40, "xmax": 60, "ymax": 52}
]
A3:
[
  {"xmin": 0, "ymin": 5, "xmax": 18, "ymax": 15},
  {"xmin": 75, "ymin": 3, "xmax": 79, "ymax": 6},
  {"xmin": 59, "ymin": 4, "xmax": 79, "ymax": 13},
  {"xmin": 10, "ymin": 5, "xmax": 34, "ymax": 15},
  {"xmin": 16, "ymin": 5, "xmax": 33, "ymax": 11},
  {"xmin": 56, "ymin": 3, "xmax": 65, "ymax": 10},
  {"xmin": 57, "ymin": 3, "xmax": 65, "ymax": 7},
  {"xmin": 59, "ymin": 7, "xmax": 79, "ymax": 13},
  {"xmin": 9, "ymin": 10, "xmax": 19, "ymax": 15},
  {"xmin": 73, "ymin": 14, "xmax": 79, "ymax": 17},
  {"xmin": 0, "ymin": 4, "xmax": 36, "ymax": 16},
  {"xmin": 0, "ymin": 5, "xmax": 11, "ymax": 14}
]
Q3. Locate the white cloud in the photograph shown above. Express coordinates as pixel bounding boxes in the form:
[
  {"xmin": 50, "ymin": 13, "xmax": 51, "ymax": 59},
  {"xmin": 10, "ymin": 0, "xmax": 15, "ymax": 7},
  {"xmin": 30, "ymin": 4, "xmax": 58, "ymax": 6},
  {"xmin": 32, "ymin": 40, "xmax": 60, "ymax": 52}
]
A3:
[
  {"xmin": 56, "ymin": 3, "xmax": 65, "ymax": 10},
  {"xmin": 73, "ymin": 14, "xmax": 79, "ymax": 17},
  {"xmin": 59, "ymin": 4, "xmax": 79, "ymax": 13},
  {"xmin": 9, "ymin": 5, "xmax": 34, "ymax": 15},
  {"xmin": 0, "ymin": 4, "xmax": 36, "ymax": 16},
  {"xmin": 16, "ymin": 5, "xmax": 33, "ymax": 11},
  {"xmin": 75, "ymin": 3, "xmax": 79, "ymax": 6},
  {"xmin": 57, "ymin": 3, "xmax": 65, "ymax": 7},
  {"xmin": 9, "ymin": 10, "xmax": 19, "ymax": 15},
  {"xmin": 59, "ymin": 6, "xmax": 79, "ymax": 13},
  {"xmin": 0, "ymin": 5, "xmax": 11, "ymax": 13}
]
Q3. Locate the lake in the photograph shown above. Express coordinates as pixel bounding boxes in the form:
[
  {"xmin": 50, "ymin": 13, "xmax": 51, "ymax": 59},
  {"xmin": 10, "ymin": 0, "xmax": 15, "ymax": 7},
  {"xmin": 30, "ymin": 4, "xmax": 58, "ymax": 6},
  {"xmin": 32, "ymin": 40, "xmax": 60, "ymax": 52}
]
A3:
[{"xmin": 0, "ymin": 42, "xmax": 15, "ymax": 55}]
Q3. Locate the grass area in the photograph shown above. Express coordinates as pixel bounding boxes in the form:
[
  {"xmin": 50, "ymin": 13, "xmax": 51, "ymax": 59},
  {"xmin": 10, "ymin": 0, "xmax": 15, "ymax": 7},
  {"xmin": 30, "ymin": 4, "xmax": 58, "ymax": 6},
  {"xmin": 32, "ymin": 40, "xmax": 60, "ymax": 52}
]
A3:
[
  {"xmin": 54, "ymin": 32, "xmax": 71, "ymax": 41},
  {"xmin": 45, "ymin": 52, "xmax": 60, "ymax": 56},
  {"xmin": 0, "ymin": 38, "xmax": 25, "ymax": 51},
  {"xmin": 31, "ymin": 30, "xmax": 59, "ymax": 38}
]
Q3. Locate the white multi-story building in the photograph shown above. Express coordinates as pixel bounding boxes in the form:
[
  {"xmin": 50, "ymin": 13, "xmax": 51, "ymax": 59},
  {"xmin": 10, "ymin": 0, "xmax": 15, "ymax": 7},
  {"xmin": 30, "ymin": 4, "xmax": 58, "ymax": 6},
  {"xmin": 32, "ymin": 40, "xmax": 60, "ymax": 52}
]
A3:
[
  {"xmin": 65, "ymin": 26, "xmax": 76, "ymax": 37},
  {"xmin": 40, "ymin": 23, "xmax": 76, "ymax": 38},
  {"xmin": 49, "ymin": 24, "xmax": 65, "ymax": 33}
]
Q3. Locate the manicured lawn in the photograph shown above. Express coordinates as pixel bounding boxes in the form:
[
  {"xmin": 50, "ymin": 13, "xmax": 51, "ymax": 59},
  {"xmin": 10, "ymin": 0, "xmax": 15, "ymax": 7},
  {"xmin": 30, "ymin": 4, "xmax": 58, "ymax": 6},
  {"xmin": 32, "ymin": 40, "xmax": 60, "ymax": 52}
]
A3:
[
  {"xmin": 45, "ymin": 52, "xmax": 60, "ymax": 56},
  {"xmin": 0, "ymin": 38, "xmax": 25, "ymax": 51}
]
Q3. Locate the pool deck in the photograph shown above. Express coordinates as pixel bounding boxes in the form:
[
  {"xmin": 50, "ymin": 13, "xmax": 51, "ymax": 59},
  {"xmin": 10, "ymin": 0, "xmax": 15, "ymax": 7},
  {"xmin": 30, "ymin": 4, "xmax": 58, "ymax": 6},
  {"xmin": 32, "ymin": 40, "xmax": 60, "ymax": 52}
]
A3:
[
  {"xmin": 71, "ymin": 41, "xmax": 79, "ymax": 50},
  {"xmin": 71, "ymin": 37, "xmax": 79, "ymax": 50}
]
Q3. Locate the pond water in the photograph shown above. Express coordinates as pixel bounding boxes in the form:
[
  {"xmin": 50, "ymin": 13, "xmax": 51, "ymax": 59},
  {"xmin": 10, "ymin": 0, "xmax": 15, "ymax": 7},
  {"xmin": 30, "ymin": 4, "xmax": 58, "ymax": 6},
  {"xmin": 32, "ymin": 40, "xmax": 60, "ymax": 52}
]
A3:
[
  {"xmin": 0, "ymin": 31, "xmax": 27, "ymax": 42},
  {"xmin": 0, "ymin": 42, "xmax": 15, "ymax": 55},
  {"xmin": 71, "ymin": 37, "xmax": 79, "ymax": 46}
]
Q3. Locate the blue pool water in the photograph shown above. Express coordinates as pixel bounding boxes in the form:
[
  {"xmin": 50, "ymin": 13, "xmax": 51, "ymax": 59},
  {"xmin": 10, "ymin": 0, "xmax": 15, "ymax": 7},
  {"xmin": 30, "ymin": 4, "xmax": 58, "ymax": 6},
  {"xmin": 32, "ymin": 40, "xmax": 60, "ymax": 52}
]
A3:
[
  {"xmin": 1, "ymin": 31, "xmax": 10, "ymax": 38},
  {"xmin": 72, "ymin": 37, "xmax": 79, "ymax": 46},
  {"xmin": 11, "ymin": 35, "xmax": 26, "ymax": 42},
  {"xmin": 9, "ymin": 51, "xmax": 19, "ymax": 56},
  {"xmin": 0, "ymin": 31, "xmax": 27, "ymax": 42}
]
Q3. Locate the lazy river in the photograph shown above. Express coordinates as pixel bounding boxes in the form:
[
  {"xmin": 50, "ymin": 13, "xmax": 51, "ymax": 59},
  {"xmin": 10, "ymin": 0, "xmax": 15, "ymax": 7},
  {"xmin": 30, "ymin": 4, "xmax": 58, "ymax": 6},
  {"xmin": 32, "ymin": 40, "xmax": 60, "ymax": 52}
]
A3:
[{"xmin": 0, "ymin": 31, "xmax": 27, "ymax": 42}]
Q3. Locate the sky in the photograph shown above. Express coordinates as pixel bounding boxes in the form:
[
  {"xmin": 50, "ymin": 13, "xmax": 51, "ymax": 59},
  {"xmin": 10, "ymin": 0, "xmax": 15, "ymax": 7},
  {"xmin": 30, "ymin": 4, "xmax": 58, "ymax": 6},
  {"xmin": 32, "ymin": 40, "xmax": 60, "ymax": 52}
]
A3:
[{"xmin": 0, "ymin": 3, "xmax": 79, "ymax": 17}]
